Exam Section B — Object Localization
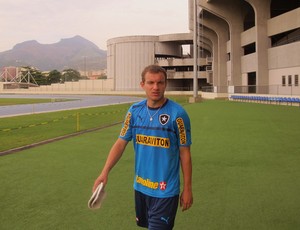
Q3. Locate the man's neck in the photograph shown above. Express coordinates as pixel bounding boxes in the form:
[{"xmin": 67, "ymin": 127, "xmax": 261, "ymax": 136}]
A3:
[{"xmin": 147, "ymin": 97, "xmax": 166, "ymax": 108}]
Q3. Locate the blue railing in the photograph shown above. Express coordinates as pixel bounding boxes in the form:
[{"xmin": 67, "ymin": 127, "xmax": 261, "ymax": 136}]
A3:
[{"xmin": 230, "ymin": 95, "xmax": 300, "ymax": 106}]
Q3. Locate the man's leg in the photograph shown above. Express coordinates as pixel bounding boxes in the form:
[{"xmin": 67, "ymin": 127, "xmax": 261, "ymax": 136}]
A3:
[
  {"xmin": 135, "ymin": 190, "xmax": 149, "ymax": 228},
  {"xmin": 147, "ymin": 195, "xmax": 179, "ymax": 230}
]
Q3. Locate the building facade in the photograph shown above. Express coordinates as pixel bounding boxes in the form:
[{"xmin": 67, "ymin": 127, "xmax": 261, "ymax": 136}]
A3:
[{"xmin": 107, "ymin": 0, "xmax": 300, "ymax": 95}]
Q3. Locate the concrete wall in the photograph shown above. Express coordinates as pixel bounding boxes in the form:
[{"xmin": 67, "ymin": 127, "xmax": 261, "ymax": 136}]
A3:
[
  {"xmin": 241, "ymin": 53, "xmax": 257, "ymax": 73},
  {"xmin": 268, "ymin": 8, "xmax": 300, "ymax": 36},
  {"xmin": 269, "ymin": 66, "xmax": 300, "ymax": 95},
  {"xmin": 107, "ymin": 36, "xmax": 158, "ymax": 91},
  {"xmin": 268, "ymin": 42, "xmax": 300, "ymax": 69},
  {"xmin": 0, "ymin": 79, "xmax": 114, "ymax": 93},
  {"xmin": 106, "ymin": 33, "xmax": 200, "ymax": 91},
  {"xmin": 241, "ymin": 27, "xmax": 256, "ymax": 47}
]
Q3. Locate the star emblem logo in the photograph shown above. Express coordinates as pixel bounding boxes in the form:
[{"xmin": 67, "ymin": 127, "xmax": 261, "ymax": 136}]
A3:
[
  {"xmin": 159, "ymin": 114, "xmax": 170, "ymax": 125},
  {"xmin": 159, "ymin": 181, "xmax": 167, "ymax": 191}
]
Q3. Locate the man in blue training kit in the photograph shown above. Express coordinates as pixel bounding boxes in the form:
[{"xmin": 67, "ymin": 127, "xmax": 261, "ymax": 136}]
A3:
[{"xmin": 93, "ymin": 64, "xmax": 193, "ymax": 229}]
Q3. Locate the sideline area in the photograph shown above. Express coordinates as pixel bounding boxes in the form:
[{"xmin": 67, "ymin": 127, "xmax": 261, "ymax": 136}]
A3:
[
  {"xmin": 0, "ymin": 94, "xmax": 142, "ymax": 117},
  {"xmin": 0, "ymin": 100, "xmax": 299, "ymax": 229}
]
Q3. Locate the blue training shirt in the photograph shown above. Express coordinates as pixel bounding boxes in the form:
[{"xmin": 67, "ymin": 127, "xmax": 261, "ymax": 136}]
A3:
[{"xmin": 119, "ymin": 99, "xmax": 192, "ymax": 198}]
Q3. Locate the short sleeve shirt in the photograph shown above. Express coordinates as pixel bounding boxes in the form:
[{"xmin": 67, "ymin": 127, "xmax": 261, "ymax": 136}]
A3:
[{"xmin": 119, "ymin": 99, "xmax": 192, "ymax": 198}]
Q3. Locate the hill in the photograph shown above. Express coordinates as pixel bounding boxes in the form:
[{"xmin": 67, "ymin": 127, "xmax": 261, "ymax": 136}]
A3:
[{"xmin": 0, "ymin": 35, "xmax": 107, "ymax": 71}]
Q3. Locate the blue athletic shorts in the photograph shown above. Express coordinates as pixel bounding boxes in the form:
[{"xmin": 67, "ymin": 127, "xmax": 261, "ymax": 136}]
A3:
[{"xmin": 135, "ymin": 190, "xmax": 179, "ymax": 230}]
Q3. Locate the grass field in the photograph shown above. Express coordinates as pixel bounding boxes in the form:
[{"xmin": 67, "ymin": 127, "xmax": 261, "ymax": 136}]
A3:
[
  {"xmin": 0, "ymin": 98, "xmax": 70, "ymax": 106},
  {"xmin": 0, "ymin": 100, "xmax": 299, "ymax": 229},
  {"xmin": 0, "ymin": 104, "xmax": 131, "ymax": 152},
  {"xmin": 0, "ymin": 96, "xmax": 189, "ymax": 152}
]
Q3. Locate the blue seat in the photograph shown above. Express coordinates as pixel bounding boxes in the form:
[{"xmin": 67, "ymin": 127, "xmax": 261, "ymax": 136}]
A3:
[
  {"xmin": 291, "ymin": 97, "xmax": 300, "ymax": 106},
  {"xmin": 229, "ymin": 95, "xmax": 300, "ymax": 106}
]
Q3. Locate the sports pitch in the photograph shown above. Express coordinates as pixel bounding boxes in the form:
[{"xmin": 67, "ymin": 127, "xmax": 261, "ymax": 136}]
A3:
[{"xmin": 0, "ymin": 100, "xmax": 299, "ymax": 229}]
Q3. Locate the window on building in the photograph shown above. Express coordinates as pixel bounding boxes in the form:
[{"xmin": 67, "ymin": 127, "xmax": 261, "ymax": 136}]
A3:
[
  {"xmin": 295, "ymin": 75, "xmax": 299, "ymax": 86},
  {"xmin": 227, "ymin": 53, "xmax": 230, "ymax": 61},
  {"xmin": 282, "ymin": 76, "xmax": 286, "ymax": 86},
  {"xmin": 288, "ymin": 75, "xmax": 292, "ymax": 86},
  {"xmin": 243, "ymin": 43, "xmax": 256, "ymax": 55}
]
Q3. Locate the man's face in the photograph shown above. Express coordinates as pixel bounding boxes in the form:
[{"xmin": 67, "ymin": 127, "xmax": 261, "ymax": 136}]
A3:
[{"xmin": 140, "ymin": 72, "xmax": 167, "ymax": 104}]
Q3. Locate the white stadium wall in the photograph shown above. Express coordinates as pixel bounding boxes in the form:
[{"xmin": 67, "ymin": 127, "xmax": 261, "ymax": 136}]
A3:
[{"xmin": 107, "ymin": 36, "xmax": 158, "ymax": 91}]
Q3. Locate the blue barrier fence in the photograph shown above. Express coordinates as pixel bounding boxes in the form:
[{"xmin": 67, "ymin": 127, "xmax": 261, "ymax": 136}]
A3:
[{"xmin": 230, "ymin": 95, "xmax": 300, "ymax": 106}]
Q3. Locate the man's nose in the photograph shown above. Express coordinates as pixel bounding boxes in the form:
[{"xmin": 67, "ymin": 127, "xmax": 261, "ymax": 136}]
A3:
[{"xmin": 153, "ymin": 83, "xmax": 159, "ymax": 89}]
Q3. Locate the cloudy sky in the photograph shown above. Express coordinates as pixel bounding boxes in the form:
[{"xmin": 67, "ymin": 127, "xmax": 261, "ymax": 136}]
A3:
[{"xmin": 0, "ymin": 0, "xmax": 189, "ymax": 52}]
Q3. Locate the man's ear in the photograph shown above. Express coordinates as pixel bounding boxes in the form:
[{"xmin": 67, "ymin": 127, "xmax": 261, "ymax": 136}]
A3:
[{"xmin": 140, "ymin": 81, "xmax": 144, "ymax": 88}]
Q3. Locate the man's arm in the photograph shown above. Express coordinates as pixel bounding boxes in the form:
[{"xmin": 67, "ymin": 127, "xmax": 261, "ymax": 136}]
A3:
[
  {"xmin": 179, "ymin": 146, "xmax": 193, "ymax": 211},
  {"xmin": 92, "ymin": 138, "xmax": 128, "ymax": 192}
]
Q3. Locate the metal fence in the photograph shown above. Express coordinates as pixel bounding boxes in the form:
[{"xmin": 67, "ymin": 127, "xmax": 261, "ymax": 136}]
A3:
[
  {"xmin": 201, "ymin": 85, "xmax": 300, "ymax": 96},
  {"xmin": 234, "ymin": 85, "xmax": 300, "ymax": 96}
]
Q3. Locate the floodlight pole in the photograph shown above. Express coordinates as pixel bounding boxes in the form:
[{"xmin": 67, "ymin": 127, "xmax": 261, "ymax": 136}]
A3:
[{"xmin": 193, "ymin": 0, "xmax": 198, "ymax": 98}]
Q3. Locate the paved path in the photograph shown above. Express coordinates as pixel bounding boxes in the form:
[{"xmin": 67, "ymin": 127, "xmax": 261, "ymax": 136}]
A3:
[{"xmin": 0, "ymin": 94, "xmax": 142, "ymax": 118}]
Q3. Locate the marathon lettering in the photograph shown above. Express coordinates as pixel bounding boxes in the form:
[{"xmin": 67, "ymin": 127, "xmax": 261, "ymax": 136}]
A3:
[
  {"xmin": 136, "ymin": 134, "xmax": 170, "ymax": 148},
  {"xmin": 120, "ymin": 112, "xmax": 131, "ymax": 136},
  {"xmin": 176, "ymin": 117, "xmax": 187, "ymax": 145},
  {"xmin": 136, "ymin": 176, "xmax": 159, "ymax": 190}
]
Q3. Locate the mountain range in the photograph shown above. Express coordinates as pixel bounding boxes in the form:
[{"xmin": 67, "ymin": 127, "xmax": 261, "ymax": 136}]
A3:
[{"xmin": 0, "ymin": 35, "xmax": 107, "ymax": 71}]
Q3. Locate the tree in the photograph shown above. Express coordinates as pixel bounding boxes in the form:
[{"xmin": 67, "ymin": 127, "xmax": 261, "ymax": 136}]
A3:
[
  {"xmin": 20, "ymin": 66, "xmax": 46, "ymax": 85},
  {"xmin": 62, "ymin": 68, "xmax": 81, "ymax": 82},
  {"xmin": 48, "ymin": 70, "xmax": 62, "ymax": 84}
]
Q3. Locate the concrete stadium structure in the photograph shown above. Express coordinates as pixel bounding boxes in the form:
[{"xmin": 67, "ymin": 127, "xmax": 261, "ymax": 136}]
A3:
[
  {"xmin": 107, "ymin": 0, "xmax": 300, "ymax": 96},
  {"xmin": 1, "ymin": 0, "xmax": 299, "ymax": 99}
]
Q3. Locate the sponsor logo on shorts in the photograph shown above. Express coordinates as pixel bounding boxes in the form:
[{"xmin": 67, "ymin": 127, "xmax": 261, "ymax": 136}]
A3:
[
  {"xmin": 176, "ymin": 117, "xmax": 187, "ymax": 145},
  {"xmin": 136, "ymin": 134, "xmax": 170, "ymax": 148},
  {"xmin": 120, "ymin": 112, "xmax": 131, "ymax": 136},
  {"xmin": 160, "ymin": 217, "xmax": 170, "ymax": 224}
]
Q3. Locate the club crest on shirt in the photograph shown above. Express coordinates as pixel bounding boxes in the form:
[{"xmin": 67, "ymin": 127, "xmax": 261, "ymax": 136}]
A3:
[{"xmin": 159, "ymin": 114, "xmax": 170, "ymax": 125}]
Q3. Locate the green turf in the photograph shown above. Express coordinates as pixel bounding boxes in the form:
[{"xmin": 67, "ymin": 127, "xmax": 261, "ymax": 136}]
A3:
[
  {"xmin": 0, "ymin": 103, "xmax": 131, "ymax": 152},
  {"xmin": 0, "ymin": 100, "xmax": 299, "ymax": 229},
  {"xmin": 0, "ymin": 96, "xmax": 187, "ymax": 152},
  {"xmin": 0, "ymin": 98, "xmax": 70, "ymax": 106},
  {"xmin": 184, "ymin": 101, "xmax": 300, "ymax": 230}
]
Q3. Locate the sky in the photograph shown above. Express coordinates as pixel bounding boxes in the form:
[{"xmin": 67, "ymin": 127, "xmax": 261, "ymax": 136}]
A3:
[{"xmin": 0, "ymin": 0, "xmax": 189, "ymax": 52}]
